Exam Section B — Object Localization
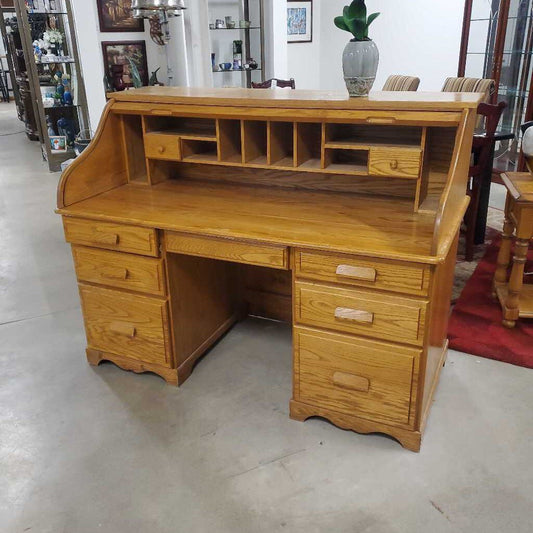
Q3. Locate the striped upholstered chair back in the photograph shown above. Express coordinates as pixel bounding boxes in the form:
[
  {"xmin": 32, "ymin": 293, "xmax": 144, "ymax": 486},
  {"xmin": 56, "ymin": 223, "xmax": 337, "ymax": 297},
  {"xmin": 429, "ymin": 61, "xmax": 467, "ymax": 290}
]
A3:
[
  {"xmin": 442, "ymin": 77, "xmax": 496, "ymax": 129},
  {"xmin": 382, "ymin": 75, "xmax": 420, "ymax": 91},
  {"xmin": 441, "ymin": 77, "xmax": 495, "ymax": 103}
]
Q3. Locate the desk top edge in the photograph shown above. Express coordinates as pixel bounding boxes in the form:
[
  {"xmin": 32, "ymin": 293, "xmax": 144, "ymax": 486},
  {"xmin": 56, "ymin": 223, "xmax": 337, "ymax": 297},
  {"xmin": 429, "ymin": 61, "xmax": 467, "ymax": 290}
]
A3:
[{"xmin": 108, "ymin": 87, "xmax": 482, "ymax": 111}]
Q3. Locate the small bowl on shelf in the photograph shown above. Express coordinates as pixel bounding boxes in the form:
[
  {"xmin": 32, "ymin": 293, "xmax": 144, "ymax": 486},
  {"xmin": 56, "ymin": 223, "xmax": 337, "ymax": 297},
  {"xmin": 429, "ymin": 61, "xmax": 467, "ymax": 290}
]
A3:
[
  {"xmin": 219, "ymin": 63, "xmax": 232, "ymax": 71},
  {"xmin": 227, "ymin": 21, "xmax": 236, "ymax": 29},
  {"xmin": 239, "ymin": 20, "xmax": 251, "ymax": 28}
]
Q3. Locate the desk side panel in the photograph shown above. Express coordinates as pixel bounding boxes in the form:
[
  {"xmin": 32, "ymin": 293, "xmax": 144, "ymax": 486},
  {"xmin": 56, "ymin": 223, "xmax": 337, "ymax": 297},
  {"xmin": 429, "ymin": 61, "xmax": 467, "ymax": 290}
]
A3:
[{"xmin": 57, "ymin": 100, "xmax": 127, "ymax": 208}]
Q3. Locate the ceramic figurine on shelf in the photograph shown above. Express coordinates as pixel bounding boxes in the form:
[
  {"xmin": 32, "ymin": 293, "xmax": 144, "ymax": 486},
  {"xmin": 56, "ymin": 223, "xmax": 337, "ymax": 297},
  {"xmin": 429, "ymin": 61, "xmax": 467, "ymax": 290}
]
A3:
[
  {"xmin": 46, "ymin": 115, "xmax": 56, "ymax": 137},
  {"xmin": 111, "ymin": 64, "xmax": 125, "ymax": 92},
  {"xmin": 57, "ymin": 116, "xmax": 76, "ymax": 146},
  {"xmin": 62, "ymin": 73, "xmax": 72, "ymax": 105},
  {"xmin": 149, "ymin": 68, "xmax": 164, "ymax": 86}
]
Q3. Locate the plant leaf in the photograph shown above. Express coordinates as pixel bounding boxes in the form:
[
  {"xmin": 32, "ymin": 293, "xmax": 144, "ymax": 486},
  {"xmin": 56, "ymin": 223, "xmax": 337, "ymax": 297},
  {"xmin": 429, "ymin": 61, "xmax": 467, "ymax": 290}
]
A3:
[
  {"xmin": 367, "ymin": 12, "xmax": 380, "ymax": 27},
  {"xmin": 347, "ymin": 0, "xmax": 367, "ymax": 22},
  {"xmin": 334, "ymin": 15, "xmax": 350, "ymax": 32}
]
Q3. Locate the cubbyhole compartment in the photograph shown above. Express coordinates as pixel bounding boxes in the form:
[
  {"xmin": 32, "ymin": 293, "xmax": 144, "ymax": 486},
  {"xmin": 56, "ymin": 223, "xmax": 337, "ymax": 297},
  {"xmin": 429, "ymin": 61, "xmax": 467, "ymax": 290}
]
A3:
[
  {"xmin": 217, "ymin": 120, "xmax": 242, "ymax": 163},
  {"xmin": 268, "ymin": 121, "xmax": 295, "ymax": 167},
  {"xmin": 325, "ymin": 124, "xmax": 423, "ymax": 149},
  {"xmin": 324, "ymin": 148, "xmax": 368, "ymax": 175},
  {"xmin": 181, "ymin": 138, "xmax": 218, "ymax": 163},
  {"xmin": 121, "ymin": 115, "xmax": 148, "ymax": 184},
  {"xmin": 144, "ymin": 115, "xmax": 217, "ymax": 140},
  {"xmin": 295, "ymin": 122, "xmax": 322, "ymax": 170},
  {"xmin": 242, "ymin": 121, "xmax": 268, "ymax": 165}
]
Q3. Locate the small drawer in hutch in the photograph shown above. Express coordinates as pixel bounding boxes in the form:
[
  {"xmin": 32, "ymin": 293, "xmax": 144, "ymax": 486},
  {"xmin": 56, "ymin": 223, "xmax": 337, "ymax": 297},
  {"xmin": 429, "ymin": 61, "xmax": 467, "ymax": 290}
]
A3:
[
  {"xmin": 294, "ymin": 281, "xmax": 427, "ymax": 346},
  {"xmin": 368, "ymin": 147, "xmax": 421, "ymax": 178},
  {"xmin": 294, "ymin": 327, "xmax": 419, "ymax": 426},
  {"xmin": 144, "ymin": 132, "xmax": 181, "ymax": 161},
  {"xmin": 63, "ymin": 218, "xmax": 159, "ymax": 257},
  {"xmin": 295, "ymin": 251, "xmax": 430, "ymax": 296},
  {"xmin": 79, "ymin": 285, "xmax": 171, "ymax": 367},
  {"xmin": 72, "ymin": 246, "xmax": 166, "ymax": 296}
]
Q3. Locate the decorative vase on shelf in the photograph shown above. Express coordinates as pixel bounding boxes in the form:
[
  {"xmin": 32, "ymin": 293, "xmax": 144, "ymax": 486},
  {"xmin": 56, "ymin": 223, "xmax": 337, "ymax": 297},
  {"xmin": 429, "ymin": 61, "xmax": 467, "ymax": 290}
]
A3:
[
  {"xmin": 342, "ymin": 39, "xmax": 379, "ymax": 97},
  {"xmin": 334, "ymin": 0, "xmax": 380, "ymax": 97},
  {"xmin": 111, "ymin": 64, "xmax": 126, "ymax": 91}
]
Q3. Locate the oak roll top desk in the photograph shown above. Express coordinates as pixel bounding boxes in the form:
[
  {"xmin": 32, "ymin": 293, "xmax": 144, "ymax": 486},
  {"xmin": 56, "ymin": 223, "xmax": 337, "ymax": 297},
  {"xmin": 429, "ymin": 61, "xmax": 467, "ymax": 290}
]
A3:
[{"xmin": 57, "ymin": 88, "xmax": 480, "ymax": 452}]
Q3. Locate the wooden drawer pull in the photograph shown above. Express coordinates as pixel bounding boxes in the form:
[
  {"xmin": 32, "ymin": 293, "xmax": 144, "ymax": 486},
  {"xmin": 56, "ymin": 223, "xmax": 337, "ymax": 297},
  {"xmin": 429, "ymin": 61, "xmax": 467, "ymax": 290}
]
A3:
[
  {"xmin": 93, "ymin": 233, "xmax": 119, "ymax": 245},
  {"xmin": 109, "ymin": 322, "xmax": 136, "ymax": 338},
  {"xmin": 366, "ymin": 117, "xmax": 396, "ymax": 124},
  {"xmin": 334, "ymin": 307, "xmax": 374, "ymax": 324},
  {"xmin": 390, "ymin": 160, "xmax": 398, "ymax": 170},
  {"xmin": 101, "ymin": 267, "xmax": 129, "ymax": 280},
  {"xmin": 336, "ymin": 264, "xmax": 377, "ymax": 282},
  {"xmin": 157, "ymin": 145, "xmax": 166, "ymax": 154},
  {"xmin": 333, "ymin": 371, "xmax": 370, "ymax": 393}
]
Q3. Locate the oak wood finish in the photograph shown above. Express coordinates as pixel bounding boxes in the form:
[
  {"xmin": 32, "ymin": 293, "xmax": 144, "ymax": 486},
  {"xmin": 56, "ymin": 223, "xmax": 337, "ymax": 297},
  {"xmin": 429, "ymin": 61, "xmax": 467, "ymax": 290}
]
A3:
[
  {"xmin": 58, "ymin": 88, "xmax": 479, "ymax": 451},
  {"xmin": 63, "ymin": 217, "xmax": 158, "ymax": 257},
  {"xmin": 493, "ymin": 172, "xmax": 533, "ymax": 327},
  {"xmin": 79, "ymin": 285, "xmax": 171, "ymax": 366},
  {"xmin": 72, "ymin": 246, "xmax": 166, "ymax": 296}
]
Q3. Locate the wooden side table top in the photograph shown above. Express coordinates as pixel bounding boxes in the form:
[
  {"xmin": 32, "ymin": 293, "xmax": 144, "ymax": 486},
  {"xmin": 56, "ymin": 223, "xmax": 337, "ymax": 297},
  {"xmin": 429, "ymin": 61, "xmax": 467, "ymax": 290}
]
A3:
[{"xmin": 502, "ymin": 172, "xmax": 533, "ymax": 202}]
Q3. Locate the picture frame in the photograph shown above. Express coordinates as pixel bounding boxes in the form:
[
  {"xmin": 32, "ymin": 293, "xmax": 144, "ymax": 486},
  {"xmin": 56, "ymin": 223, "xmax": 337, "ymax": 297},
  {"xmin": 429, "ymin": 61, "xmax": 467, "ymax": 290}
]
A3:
[
  {"xmin": 96, "ymin": 0, "xmax": 144, "ymax": 32},
  {"xmin": 101, "ymin": 40, "xmax": 149, "ymax": 88},
  {"xmin": 287, "ymin": 0, "xmax": 313, "ymax": 43},
  {"xmin": 50, "ymin": 135, "xmax": 67, "ymax": 152}
]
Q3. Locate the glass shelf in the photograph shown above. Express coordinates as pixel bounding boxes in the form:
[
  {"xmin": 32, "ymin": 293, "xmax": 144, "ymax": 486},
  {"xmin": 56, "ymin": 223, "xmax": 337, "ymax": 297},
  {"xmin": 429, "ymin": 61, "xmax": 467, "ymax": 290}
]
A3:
[
  {"xmin": 209, "ymin": 26, "xmax": 261, "ymax": 30},
  {"xmin": 471, "ymin": 16, "xmax": 531, "ymax": 22},
  {"xmin": 36, "ymin": 58, "xmax": 75, "ymax": 64},
  {"xmin": 44, "ymin": 103, "xmax": 80, "ymax": 109},
  {"xmin": 27, "ymin": 11, "xmax": 68, "ymax": 15},
  {"xmin": 213, "ymin": 68, "xmax": 262, "ymax": 73},
  {"xmin": 467, "ymin": 50, "xmax": 533, "ymax": 55}
]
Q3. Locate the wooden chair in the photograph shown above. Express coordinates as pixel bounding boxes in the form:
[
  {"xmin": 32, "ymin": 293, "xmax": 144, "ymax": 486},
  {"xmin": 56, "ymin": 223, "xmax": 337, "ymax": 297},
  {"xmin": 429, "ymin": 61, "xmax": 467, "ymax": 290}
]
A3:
[
  {"xmin": 382, "ymin": 75, "xmax": 420, "ymax": 91},
  {"xmin": 442, "ymin": 77, "xmax": 496, "ymax": 114},
  {"xmin": 252, "ymin": 78, "xmax": 296, "ymax": 90},
  {"xmin": 464, "ymin": 101, "xmax": 506, "ymax": 261}
]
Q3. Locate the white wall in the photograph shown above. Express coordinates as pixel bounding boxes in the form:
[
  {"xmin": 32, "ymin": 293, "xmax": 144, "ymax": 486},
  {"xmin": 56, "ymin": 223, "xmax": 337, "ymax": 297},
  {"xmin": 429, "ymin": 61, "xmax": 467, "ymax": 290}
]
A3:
[
  {"xmin": 288, "ymin": 0, "xmax": 465, "ymax": 92},
  {"xmin": 286, "ymin": 0, "xmax": 320, "ymax": 89},
  {"xmin": 71, "ymin": 3, "xmax": 168, "ymax": 130}
]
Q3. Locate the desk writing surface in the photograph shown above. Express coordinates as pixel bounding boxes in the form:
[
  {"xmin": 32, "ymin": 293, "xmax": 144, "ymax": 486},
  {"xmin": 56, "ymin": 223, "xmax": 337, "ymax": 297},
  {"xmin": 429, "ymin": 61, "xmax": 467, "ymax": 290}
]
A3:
[{"xmin": 58, "ymin": 179, "xmax": 437, "ymax": 263}]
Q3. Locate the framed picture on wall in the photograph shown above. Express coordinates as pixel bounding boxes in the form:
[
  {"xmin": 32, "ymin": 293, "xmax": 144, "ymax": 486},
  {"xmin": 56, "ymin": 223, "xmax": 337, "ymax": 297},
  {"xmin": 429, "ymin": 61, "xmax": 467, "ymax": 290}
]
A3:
[
  {"xmin": 97, "ymin": 0, "xmax": 144, "ymax": 32},
  {"xmin": 287, "ymin": 0, "xmax": 312, "ymax": 43},
  {"xmin": 102, "ymin": 40, "xmax": 149, "ymax": 87}
]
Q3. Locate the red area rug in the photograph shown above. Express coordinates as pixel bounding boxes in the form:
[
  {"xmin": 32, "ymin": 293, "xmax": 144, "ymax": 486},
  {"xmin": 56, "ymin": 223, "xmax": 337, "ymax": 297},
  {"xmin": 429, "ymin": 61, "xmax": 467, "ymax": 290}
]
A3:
[{"xmin": 448, "ymin": 237, "xmax": 533, "ymax": 368}]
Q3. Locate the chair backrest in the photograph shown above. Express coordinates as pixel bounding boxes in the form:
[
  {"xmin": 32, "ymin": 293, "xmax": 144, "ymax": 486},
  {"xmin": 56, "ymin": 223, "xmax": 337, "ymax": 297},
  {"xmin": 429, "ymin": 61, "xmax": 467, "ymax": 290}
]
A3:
[
  {"xmin": 382, "ymin": 75, "xmax": 420, "ymax": 92},
  {"xmin": 251, "ymin": 78, "xmax": 296, "ymax": 90},
  {"xmin": 470, "ymin": 101, "xmax": 506, "ymax": 177},
  {"xmin": 441, "ymin": 77, "xmax": 495, "ymax": 104}
]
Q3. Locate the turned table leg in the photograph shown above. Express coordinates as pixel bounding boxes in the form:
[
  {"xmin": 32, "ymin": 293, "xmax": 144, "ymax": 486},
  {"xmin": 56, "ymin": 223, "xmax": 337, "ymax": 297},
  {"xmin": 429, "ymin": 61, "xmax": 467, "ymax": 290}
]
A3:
[
  {"xmin": 493, "ymin": 196, "xmax": 515, "ymax": 297},
  {"xmin": 503, "ymin": 238, "xmax": 529, "ymax": 328}
]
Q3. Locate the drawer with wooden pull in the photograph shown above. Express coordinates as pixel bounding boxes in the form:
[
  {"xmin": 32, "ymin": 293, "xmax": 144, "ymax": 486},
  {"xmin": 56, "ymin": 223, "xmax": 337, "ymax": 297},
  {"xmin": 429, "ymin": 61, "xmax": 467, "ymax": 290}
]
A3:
[
  {"xmin": 144, "ymin": 132, "xmax": 181, "ymax": 160},
  {"xmin": 165, "ymin": 232, "xmax": 289, "ymax": 270},
  {"xmin": 63, "ymin": 218, "xmax": 158, "ymax": 257},
  {"xmin": 294, "ymin": 281, "xmax": 427, "ymax": 346},
  {"xmin": 294, "ymin": 327, "xmax": 419, "ymax": 425},
  {"xmin": 79, "ymin": 284, "xmax": 171, "ymax": 366},
  {"xmin": 368, "ymin": 147, "xmax": 421, "ymax": 179},
  {"xmin": 72, "ymin": 246, "xmax": 166, "ymax": 296},
  {"xmin": 295, "ymin": 250, "xmax": 430, "ymax": 296}
]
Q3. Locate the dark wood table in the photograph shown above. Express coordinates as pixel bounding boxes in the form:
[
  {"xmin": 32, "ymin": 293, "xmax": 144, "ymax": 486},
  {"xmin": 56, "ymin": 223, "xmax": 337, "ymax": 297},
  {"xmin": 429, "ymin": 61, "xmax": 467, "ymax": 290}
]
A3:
[{"xmin": 474, "ymin": 130, "xmax": 515, "ymax": 244}]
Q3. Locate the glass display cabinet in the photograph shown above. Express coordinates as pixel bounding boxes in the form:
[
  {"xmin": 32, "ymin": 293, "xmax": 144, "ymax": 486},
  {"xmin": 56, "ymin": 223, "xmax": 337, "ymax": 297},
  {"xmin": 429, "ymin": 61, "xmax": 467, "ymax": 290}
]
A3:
[
  {"xmin": 13, "ymin": 0, "xmax": 89, "ymax": 171},
  {"xmin": 459, "ymin": 0, "xmax": 533, "ymax": 171},
  {"xmin": 208, "ymin": 0, "xmax": 265, "ymax": 88}
]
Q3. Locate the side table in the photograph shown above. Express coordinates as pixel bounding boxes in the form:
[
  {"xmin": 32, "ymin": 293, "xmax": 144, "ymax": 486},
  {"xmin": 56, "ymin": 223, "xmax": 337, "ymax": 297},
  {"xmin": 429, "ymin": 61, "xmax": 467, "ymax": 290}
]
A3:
[{"xmin": 493, "ymin": 172, "xmax": 533, "ymax": 328}]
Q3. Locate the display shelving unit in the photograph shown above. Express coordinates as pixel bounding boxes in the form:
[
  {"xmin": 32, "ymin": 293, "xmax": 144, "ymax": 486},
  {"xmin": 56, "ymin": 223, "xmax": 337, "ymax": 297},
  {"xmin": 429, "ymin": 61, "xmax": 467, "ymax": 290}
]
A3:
[
  {"xmin": 459, "ymin": 0, "xmax": 533, "ymax": 171},
  {"xmin": 13, "ymin": 0, "xmax": 89, "ymax": 171},
  {"xmin": 208, "ymin": 0, "xmax": 265, "ymax": 88}
]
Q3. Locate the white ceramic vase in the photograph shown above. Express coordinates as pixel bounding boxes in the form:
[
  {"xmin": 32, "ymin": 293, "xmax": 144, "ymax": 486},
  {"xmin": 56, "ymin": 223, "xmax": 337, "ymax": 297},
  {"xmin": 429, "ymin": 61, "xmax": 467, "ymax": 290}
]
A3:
[{"xmin": 342, "ymin": 39, "xmax": 379, "ymax": 97}]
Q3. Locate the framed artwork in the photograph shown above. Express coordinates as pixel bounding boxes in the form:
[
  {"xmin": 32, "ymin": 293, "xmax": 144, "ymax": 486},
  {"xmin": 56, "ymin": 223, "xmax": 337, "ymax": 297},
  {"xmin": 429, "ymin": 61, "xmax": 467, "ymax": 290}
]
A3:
[
  {"xmin": 50, "ymin": 136, "xmax": 67, "ymax": 152},
  {"xmin": 287, "ymin": 1, "xmax": 312, "ymax": 43},
  {"xmin": 102, "ymin": 40, "xmax": 149, "ymax": 87},
  {"xmin": 97, "ymin": 0, "xmax": 144, "ymax": 32}
]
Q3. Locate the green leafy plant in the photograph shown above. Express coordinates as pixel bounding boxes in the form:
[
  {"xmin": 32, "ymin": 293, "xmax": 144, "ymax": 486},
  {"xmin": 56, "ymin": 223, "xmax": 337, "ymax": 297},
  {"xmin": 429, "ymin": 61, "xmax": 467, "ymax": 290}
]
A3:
[{"xmin": 334, "ymin": 0, "xmax": 380, "ymax": 41}]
